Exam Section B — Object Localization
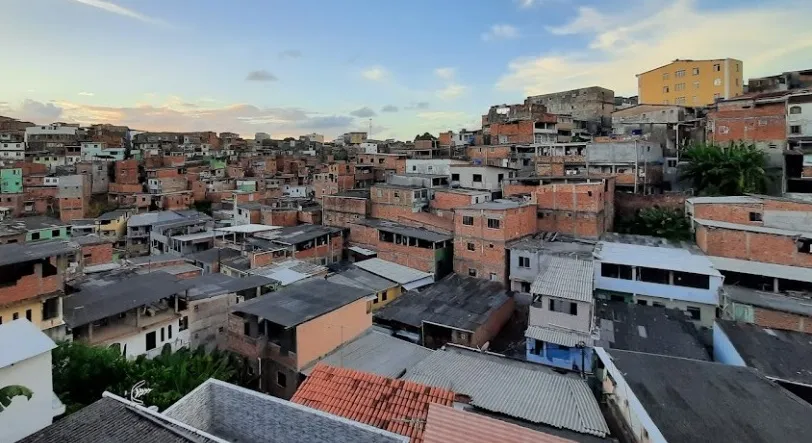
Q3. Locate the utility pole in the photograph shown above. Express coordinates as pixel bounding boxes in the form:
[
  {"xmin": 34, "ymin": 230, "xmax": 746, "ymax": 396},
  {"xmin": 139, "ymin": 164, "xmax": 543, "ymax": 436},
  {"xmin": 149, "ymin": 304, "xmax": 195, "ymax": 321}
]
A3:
[{"xmin": 634, "ymin": 139, "xmax": 639, "ymax": 194}]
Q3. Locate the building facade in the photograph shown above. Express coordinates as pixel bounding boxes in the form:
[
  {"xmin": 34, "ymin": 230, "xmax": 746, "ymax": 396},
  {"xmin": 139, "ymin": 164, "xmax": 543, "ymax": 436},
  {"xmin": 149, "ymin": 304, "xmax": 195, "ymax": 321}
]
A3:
[{"xmin": 637, "ymin": 58, "xmax": 744, "ymax": 106}]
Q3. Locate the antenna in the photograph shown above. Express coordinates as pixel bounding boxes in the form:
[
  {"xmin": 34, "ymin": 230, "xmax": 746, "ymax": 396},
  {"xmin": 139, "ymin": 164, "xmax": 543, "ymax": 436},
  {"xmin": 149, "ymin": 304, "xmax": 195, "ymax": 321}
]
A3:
[{"xmin": 368, "ymin": 118, "xmax": 372, "ymax": 136}]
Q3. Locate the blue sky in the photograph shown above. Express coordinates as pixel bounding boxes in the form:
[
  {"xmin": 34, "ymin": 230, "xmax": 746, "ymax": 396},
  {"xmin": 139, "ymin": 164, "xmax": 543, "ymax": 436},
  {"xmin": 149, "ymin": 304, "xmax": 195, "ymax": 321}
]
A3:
[{"xmin": 1, "ymin": 0, "xmax": 811, "ymax": 140}]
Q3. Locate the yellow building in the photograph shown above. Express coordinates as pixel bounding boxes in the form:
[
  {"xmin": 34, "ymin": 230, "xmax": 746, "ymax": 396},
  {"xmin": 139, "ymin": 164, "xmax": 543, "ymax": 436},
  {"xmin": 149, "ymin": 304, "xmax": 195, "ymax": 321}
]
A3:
[
  {"xmin": 637, "ymin": 58, "xmax": 744, "ymax": 106},
  {"xmin": 95, "ymin": 209, "xmax": 131, "ymax": 243},
  {"xmin": 326, "ymin": 268, "xmax": 403, "ymax": 312}
]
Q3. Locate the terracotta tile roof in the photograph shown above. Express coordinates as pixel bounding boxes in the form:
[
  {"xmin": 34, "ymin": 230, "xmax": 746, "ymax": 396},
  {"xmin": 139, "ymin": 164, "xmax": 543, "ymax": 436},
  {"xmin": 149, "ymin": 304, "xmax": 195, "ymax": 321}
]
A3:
[
  {"xmin": 422, "ymin": 404, "xmax": 576, "ymax": 443},
  {"xmin": 291, "ymin": 364, "xmax": 455, "ymax": 442}
]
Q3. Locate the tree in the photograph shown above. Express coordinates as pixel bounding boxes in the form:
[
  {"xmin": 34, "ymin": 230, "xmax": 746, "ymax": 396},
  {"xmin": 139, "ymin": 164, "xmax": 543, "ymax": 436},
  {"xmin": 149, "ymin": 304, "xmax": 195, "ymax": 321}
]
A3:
[
  {"xmin": 414, "ymin": 132, "xmax": 436, "ymax": 141},
  {"xmin": 680, "ymin": 142, "xmax": 768, "ymax": 196},
  {"xmin": 616, "ymin": 207, "xmax": 692, "ymax": 241},
  {"xmin": 0, "ymin": 385, "xmax": 33, "ymax": 413}
]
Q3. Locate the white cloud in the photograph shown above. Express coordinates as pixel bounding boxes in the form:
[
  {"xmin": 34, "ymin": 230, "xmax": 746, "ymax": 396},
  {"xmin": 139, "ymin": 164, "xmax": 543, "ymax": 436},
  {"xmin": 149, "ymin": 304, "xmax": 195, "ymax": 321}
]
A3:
[
  {"xmin": 434, "ymin": 67, "xmax": 456, "ymax": 80},
  {"xmin": 517, "ymin": 0, "xmax": 536, "ymax": 8},
  {"xmin": 70, "ymin": 0, "xmax": 166, "ymax": 26},
  {"xmin": 482, "ymin": 24, "xmax": 519, "ymax": 41},
  {"xmin": 497, "ymin": 0, "xmax": 812, "ymax": 96},
  {"xmin": 436, "ymin": 83, "xmax": 468, "ymax": 100},
  {"xmin": 361, "ymin": 66, "xmax": 388, "ymax": 81},
  {"xmin": 78, "ymin": 92, "xmax": 95, "ymax": 97}
]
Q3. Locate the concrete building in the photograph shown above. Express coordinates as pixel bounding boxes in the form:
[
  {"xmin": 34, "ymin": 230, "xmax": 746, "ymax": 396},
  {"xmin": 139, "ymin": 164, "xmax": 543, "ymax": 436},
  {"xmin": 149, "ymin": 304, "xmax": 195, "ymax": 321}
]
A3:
[
  {"xmin": 0, "ymin": 167, "xmax": 23, "ymax": 194},
  {"xmin": 323, "ymin": 190, "xmax": 370, "ymax": 228},
  {"xmin": 0, "ymin": 140, "xmax": 25, "ymax": 161},
  {"xmin": 227, "ymin": 279, "xmax": 373, "ymax": 398},
  {"xmin": 526, "ymin": 86, "xmax": 615, "ymax": 134},
  {"xmin": 785, "ymin": 91, "xmax": 812, "ymax": 194},
  {"xmin": 508, "ymin": 235, "xmax": 595, "ymax": 297},
  {"xmin": 454, "ymin": 198, "xmax": 537, "ymax": 284},
  {"xmin": 126, "ymin": 210, "xmax": 211, "ymax": 256},
  {"xmin": 587, "ymin": 140, "xmax": 665, "ymax": 193},
  {"xmin": 593, "ymin": 234, "xmax": 723, "ymax": 327},
  {"xmin": 24, "ymin": 124, "xmax": 78, "ymax": 144},
  {"xmin": 0, "ymin": 320, "xmax": 64, "ymax": 443},
  {"xmin": 449, "ymin": 164, "xmax": 516, "ymax": 195},
  {"xmin": 611, "ymin": 104, "xmax": 702, "ymax": 154},
  {"xmin": 748, "ymin": 68, "xmax": 812, "ymax": 94},
  {"xmin": 637, "ymin": 58, "xmax": 744, "ymax": 106}
]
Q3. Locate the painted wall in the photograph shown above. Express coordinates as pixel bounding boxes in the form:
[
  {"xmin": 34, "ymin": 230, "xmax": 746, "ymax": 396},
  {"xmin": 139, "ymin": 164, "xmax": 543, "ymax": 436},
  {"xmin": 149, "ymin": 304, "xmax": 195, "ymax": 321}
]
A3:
[
  {"xmin": 526, "ymin": 338, "xmax": 590, "ymax": 371},
  {"xmin": 0, "ymin": 168, "xmax": 23, "ymax": 194},
  {"xmin": 295, "ymin": 298, "xmax": 371, "ymax": 369},
  {"xmin": 0, "ymin": 351, "xmax": 56, "ymax": 442},
  {"xmin": 712, "ymin": 322, "xmax": 747, "ymax": 366},
  {"xmin": 97, "ymin": 317, "xmax": 191, "ymax": 360},
  {"xmin": 593, "ymin": 261, "xmax": 721, "ymax": 306}
]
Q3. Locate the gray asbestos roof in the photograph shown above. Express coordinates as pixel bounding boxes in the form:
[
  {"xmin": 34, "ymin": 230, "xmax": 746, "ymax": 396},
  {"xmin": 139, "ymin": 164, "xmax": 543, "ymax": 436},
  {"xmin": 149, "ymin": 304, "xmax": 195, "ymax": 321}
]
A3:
[
  {"xmin": 258, "ymin": 224, "xmax": 342, "ymax": 245},
  {"xmin": 0, "ymin": 320, "xmax": 56, "ymax": 369},
  {"xmin": 710, "ymin": 256, "xmax": 812, "ymax": 283},
  {"xmin": 355, "ymin": 219, "xmax": 452, "ymax": 243},
  {"xmin": 594, "ymin": 300, "xmax": 710, "ymax": 360},
  {"xmin": 233, "ymin": 279, "xmax": 372, "ymax": 328},
  {"xmin": 687, "ymin": 196, "xmax": 762, "ymax": 205},
  {"xmin": 604, "ymin": 348, "xmax": 812, "ymax": 443},
  {"xmin": 530, "ymin": 256, "xmax": 593, "ymax": 302},
  {"xmin": 179, "ymin": 273, "xmax": 275, "ymax": 301},
  {"xmin": 374, "ymin": 274, "xmax": 510, "ymax": 332},
  {"xmin": 0, "ymin": 240, "xmax": 78, "ymax": 266},
  {"xmin": 164, "ymin": 379, "xmax": 407, "ymax": 443},
  {"xmin": 403, "ymin": 347, "xmax": 609, "ymax": 437},
  {"xmin": 525, "ymin": 325, "xmax": 591, "ymax": 347},
  {"xmin": 127, "ymin": 211, "xmax": 184, "ymax": 228},
  {"xmin": 2, "ymin": 215, "xmax": 67, "ymax": 231},
  {"xmin": 694, "ymin": 218, "xmax": 812, "ymax": 238},
  {"xmin": 184, "ymin": 247, "xmax": 241, "ymax": 264},
  {"xmin": 301, "ymin": 328, "xmax": 432, "ymax": 377},
  {"xmin": 354, "ymin": 258, "xmax": 433, "ymax": 284},
  {"xmin": 716, "ymin": 320, "xmax": 812, "ymax": 385},
  {"xmin": 723, "ymin": 285, "xmax": 812, "ymax": 316},
  {"xmin": 327, "ymin": 267, "xmax": 398, "ymax": 293},
  {"xmin": 64, "ymin": 271, "xmax": 185, "ymax": 327}
]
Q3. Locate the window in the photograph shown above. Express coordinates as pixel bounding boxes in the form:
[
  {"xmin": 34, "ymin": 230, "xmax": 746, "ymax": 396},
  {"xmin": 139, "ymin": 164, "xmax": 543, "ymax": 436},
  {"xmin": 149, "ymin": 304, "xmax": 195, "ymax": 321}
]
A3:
[
  {"xmin": 520, "ymin": 281, "xmax": 531, "ymax": 292},
  {"xmin": 549, "ymin": 299, "xmax": 577, "ymax": 316},
  {"xmin": 601, "ymin": 263, "xmax": 633, "ymax": 280},
  {"xmin": 791, "ymin": 126, "xmax": 801, "ymax": 135},
  {"xmin": 381, "ymin": 292, "xmax": 388, "ymax": 302},
  {"xmin": 12, "ymin": 312, "xmax": 19, "ymax": 320},
  {"xmin": 179, "ymin": 316, "xmax": 188, "ymax": 331},
  {"xmin": 692, "ymin": 67, "xmax": 700, "ymax": 75},
  {"xmin": 662, "ymin": 86, "xmax": 669, "ymax": 93},
  {"xmin": 497, "ymin": 173, "xmax": 504, "ymax": 183},
  {"xmin": 662, "ymin": 72, "xmax": 669, "ymax": 80},
  {"xmin": 638, "ymin": 267, "xmax": 670, "ymax": 284},
  {"xmin": 673, "ymin": 271, "xmax": 710, "ymax": 289},
  {"xmin": 31, "ymin": 232, "xmax": 40, "ymax": 240},
  {"xmin": 519, "ymin": 256, "xmax": 530, "ymax": 268},
  {"xmin": 675, "ymin": 70, "xmax": 685, "ymax": 77},
  {"xmin": 168, "ymin": 325, "xmax": 172, "ymax": 339},
  {"xmin": 692, "ymin": 96, "xmax": 698, "ymax": 104},
  {"xmin": 472, "ymin": 174, "xmax": 482, "ymax": 183},
  {"xmin": 468, "ymin": 268, "xmax": 477, "ymax": 277},
  {"xmin": 714, "ymin": 78, "xmax": 722, "ymax": 86},
  {"xmin": 277, "ymin": 371, "xmax": 287, "ymax": 388},
  {"xmin": 675, "ymin": 97, "xmax": 686, "ymax": 105},
  {"xmin": 749, "ymin": 212, "xmax": 763, "ymax": 222},
  {"xmin": 713, "ymin": 63, "xmax": 721, "ymax": 72},
  {"xmin": 653, "ymin": 302, "xmax": 665, "ymax": 308},
  {"xmin": 43, "ymin": 298, "xmax": 59, "ymax": 320},
  {"xmin": 467, "ymin": 242, "xmax": 475, "ymax": 251},
  {"xmin": 161, "ymin": 327, "xmax": 165, "ymax": 342},
  {"xmin": 451, "ymin": 173, "xmax": 460, "ymax": 181},
  {"xmin": 686, "ymin": 306, "xmax": 702, "ymax": 321},
  {"xmin": 790, "ymin": 106, "xmax": 802, "ymax": 114},
  {"xmin": 52, "ymin": 229, "xmax": 61, "ymax": 237},
  {"xmin": 692, "ymin": 81, "xmax": 700, "ymax": 89},
  {"xmin": 675, "ymin": 83, "xmax": 685, "ymax": 91},
  {"xmin": 25, "ymin": 309, "xmax": 32, "ymax": 321},
  {"xmin": 487, "ymin": 219, "xmax": 500, "ymax": 229},
  {"xmin": 146, "ymin": 331, "xmax": 157, "ymax": 350},
  {"xmin": 637, "ymin": 299, "xmax": 648, "ymax": 306},
  {"xmin": 462, "ymin": 216, "xmax": 474, "ymax": 226}
]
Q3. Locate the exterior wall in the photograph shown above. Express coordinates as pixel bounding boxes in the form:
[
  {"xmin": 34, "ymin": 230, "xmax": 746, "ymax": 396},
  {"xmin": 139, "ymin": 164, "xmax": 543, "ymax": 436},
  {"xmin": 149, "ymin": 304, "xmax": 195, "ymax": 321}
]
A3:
[
  {"xmin": 0, "ymin": 261, "xmax": 62, "ymax": 307},
  {"xmin": 712, "ymin": 323, "xmax": 747, "ymax": 366},
  {"xmin": 95, "ymin": 316, "xmax": 190, "ymax": 360},
  {"xmin": 294, "ymin": 298, "xmax": 371, "ymax": 368},
  {"xmin": 27, "ymin": 227, "xmax": 69, "ymax": 243},
  {"xmin": 368, "ymin": 286, "xmax": 402, "ymax": 311},
  {"xmin": 695, "ymin": 224, "xmax": 812, "ymax": 268},
  {"xmin": 638, "ymin": 59, "xmax": 744, "ymax": 106},
  {"xmin": 708, "ymin": 99, "xmax": 787, "ymax": 162},
  {"xmin": 322, "ymin": 195, "xmax": 369, "ymax": 228},
  {"xmin": 0, "ymin": 168, "xmax": 23, "ymax": 194},
  {"xmin": 261, "ymin": 209, "xmax": 298, "ymax": 227},
  {"xmin": 489, "ymin": 121, "xmax": 535, "ymax": 145},
  {"xmin": 291, "ymin": 234, "xmax": 344, "ymax": 264},
  {"xmin": 470, "ymin": 297, "xmax": 515, "ymax": 348},
  {"xmin": 526, "ymin": 87, "xmax": 615, "ymax": 128},
  {"xmin": 347, "ymin": 223, "xmax": 445, "ymax": 274},
  {"xmin": 526, "ymin": 338, "xmax": 589, "ymax": 371},
  {"xmin": 466, "ymin": 145, "xmax": 511, "ymax": 164},
  {"xmin": 0, "ymin": 351, "xmax": 55, "ymax": 443},
  {"xmin": 188, "ymin": 292, "xmax": 238, "ymax": 351},
  {"xmin": 451, "ymin": 166, "xmax": 513, "ymax": 192},
  {"xmin": 0, "ymin": 299, "xmax": 46, "ymax": 330},
  {"xmin": 753, "ymin": 306, "xmax": 812, "ymax": 334},
  {"xmin": 528, "ymin": 296, "xmax": 593, "ymax": 334},
  {"xmin": 81, "ymin": 242, "xmax": 113, "ymax": 266},
  {"xmin": 534, "ymin": 182, "xmax": 610, "ymax": 238}
]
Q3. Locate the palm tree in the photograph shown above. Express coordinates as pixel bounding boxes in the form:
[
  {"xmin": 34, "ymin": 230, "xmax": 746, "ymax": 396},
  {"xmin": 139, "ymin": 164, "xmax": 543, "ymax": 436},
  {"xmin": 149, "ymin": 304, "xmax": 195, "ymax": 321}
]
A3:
[
  {"xmin": 680, "ymin": 142, "xmax": 768, "ymax": 196},
  {"xmin": 0, "ymin": 385, "xmax": 33, "ymax": 413}
]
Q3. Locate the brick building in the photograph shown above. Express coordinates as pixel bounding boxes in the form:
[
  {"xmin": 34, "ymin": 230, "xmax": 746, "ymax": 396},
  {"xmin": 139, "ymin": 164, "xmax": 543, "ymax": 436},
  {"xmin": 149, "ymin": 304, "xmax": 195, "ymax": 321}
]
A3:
[
  {"xmin": 75, "ymin": 234, "xmax": 114, "ymax": 267},
  {"xmin": 322, "ymin": 190, "xmax": 370, "ymax": 228},
  {"xmin": 453, "ymin": 198, "xmax": 537, "ymax": 284}
]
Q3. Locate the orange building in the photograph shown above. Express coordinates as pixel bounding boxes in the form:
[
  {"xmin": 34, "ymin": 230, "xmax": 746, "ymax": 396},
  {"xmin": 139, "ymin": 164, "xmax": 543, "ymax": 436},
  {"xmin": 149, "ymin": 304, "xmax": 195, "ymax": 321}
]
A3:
[{"xmin": 637, "ymin": 58, "xmax": 743, "ymax": 106}]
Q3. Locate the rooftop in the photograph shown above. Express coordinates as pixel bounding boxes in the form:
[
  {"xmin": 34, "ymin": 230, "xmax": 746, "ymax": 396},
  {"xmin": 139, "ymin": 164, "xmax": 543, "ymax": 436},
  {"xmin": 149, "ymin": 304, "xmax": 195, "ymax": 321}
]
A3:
[
  {"xmin": 509, "ymin": 234, "xmax": 596, "ymax": 258},
  {"xmin": 374, "ymin": 274, "xmax": 510, "ymax": 332},
  {"xmin": 530, "ymin": 256, "xmax": 593, "ymax": 302},
  {"xmin": 694, "ymin": 218, "xmax": 812, "ymax": 238},
  {"xmin": 423, "ymin": 404, "xmax": 576, "ymax": 443},
  {"xmin": 599, "ymin": 348, "xmax": 812, "ymax": 443},
  {"xmin": 248, "ymin": 259, "xmax": 328, "ymax": 285},
  {"xmin": 127, "ymin": 210, "xmax": 185, "ymax": 228},
  {"xmin": 301, "ymin": 328, "xmax": 432, "ymax": 377},
  {"xmin": 594, "ymin": 239, "xmax": 721, "ymax": 277},
  {"xmin": 686, "ymin": 196, "xmax": 763, "ymax": 205},
  {"xmin": 332, "ymin": 189, "xmax": 370, "ymax": 199},
  {"xmin": 327, "ymin": 267, "xmax": 399, "ymax": 293},
  {"xmin": 0, "ymin": 215, "xmax": 67, "ymax": 231},
  {"xmin": 0, "ymin": 239, "xmax": 78, "ymax": 267},
  {"xmin": 292, "ymin": 364, "xmax": 455, "ymax": 443},
  {"xmin": 403, "ymin": 347, "xmax": 609, "ymax": 437},
  {"xmin": 594, "ymin": 300, "xmax": 710, "ymax": 360},
  {"xmin": 710, "ymin": 256, "xmax": 812, "ymax": 283},
  {"xmin": 96, "ymin": 209, "xmax": 130, "ymax": 221},
  {"xmin": 232, "ymin": 278, "xmax": 372, "ymax": 328},
  {"xmin": 461, "ymin": 198, "xmax": 531, "ymax": 211},
  {"xmin": 354, "ymin": 258, "xmax": 433, "ymax": 287},
  {"xmin": 0, "ymin": 320, "xmax": 56, "ymax": 369},
  {"xmin": 73, "ymin": 234, "xmax": 111, "ymax": 246},
  {"xmin": 214, "ymin": 223, "xmax": 281, "ymax": 234},
  {"xmin": 178, "ymin": 273, "xmax": 274, "ymax": 301},
  {"xmin": 163, "ymin": 379, "xmax": 407, "ymax": 443},
  {"xmin": 183, "ymin": 247, "xmax": 241, "ymax": 264},
  {"xmin": 355, "ymin": 218, "xmax": 453, "ymax": 243},
  {"xmin": 716, "ymin": 319, "xmax": 812, "ymax": 385},
  {"xmin": 722, "ymin": 285, "xmax": 812, "ymax": 316},
  {"xmin": 255, "ymin": 224, "xmax": 342, "ymax": 245}
]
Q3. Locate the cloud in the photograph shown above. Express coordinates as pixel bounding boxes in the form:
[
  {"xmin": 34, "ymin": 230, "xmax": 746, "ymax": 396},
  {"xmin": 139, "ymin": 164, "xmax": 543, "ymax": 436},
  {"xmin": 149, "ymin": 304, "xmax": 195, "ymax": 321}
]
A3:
[
  {"xmin": 279, "ymin": 49, "xmax": 302, "ymax": 59},
  {"xmin": 70, "ymin": 0, "xmax": 166, "ymax": 25},
  {"xmin": 498, "ymin": 0, "xmax": 812, "ymax": 96},
  {"xmin": 482, "ymin": 24, "xmax": 519, "ymax": 41},
  {"xmin": 436, "ymin": 83, "xmax": 468, "ymax": 100},
  {"xmin": 350, "ymin": 107, "xmax": 377, "ymax": 118},
  {"xmin": 304, "ymin": 115, "xmax": 354, "ymax": 129},
  {"xmin": 406, "ymin": 102, "xmax": 430, "ymax": 110},
  {"xmin": 381, "ymin": 105, "xmax": 399, "ymax": 113},
  {"xmin": 78, "ymin": 92, "xmax": 95, "ymax": 97},
  {"xmin": 415, "ymin": 111, "xmax": 480, "ymax": 133},
  {"xmin": 18, "ymin": 99, "xmax": 64, "ymax": 121},
  {"xmin": 434, "ymin": 67, "xmax": 456, "ymax": 80},
  {"xmin": 362, "ymin": 66, "xmax": 388, "ymax": 81},
  {"xmin": 245, "ymin": 70, "xmax": 278, "ymax": 82}
]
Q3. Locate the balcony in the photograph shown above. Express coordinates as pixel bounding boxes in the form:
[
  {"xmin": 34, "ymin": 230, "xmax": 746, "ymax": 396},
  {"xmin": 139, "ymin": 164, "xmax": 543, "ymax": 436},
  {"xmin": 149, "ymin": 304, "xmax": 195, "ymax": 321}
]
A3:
[{"xmin": 79, "ymin": 308, "xmax": 180, "ymax": 346}]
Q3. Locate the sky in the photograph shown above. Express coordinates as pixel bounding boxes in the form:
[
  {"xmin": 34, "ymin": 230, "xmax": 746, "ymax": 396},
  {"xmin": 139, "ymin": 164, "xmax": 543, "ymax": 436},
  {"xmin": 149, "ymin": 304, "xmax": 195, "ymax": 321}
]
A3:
[{"xmin": 1, "ymin": 0, "xmax": 811, "ymax": 141}]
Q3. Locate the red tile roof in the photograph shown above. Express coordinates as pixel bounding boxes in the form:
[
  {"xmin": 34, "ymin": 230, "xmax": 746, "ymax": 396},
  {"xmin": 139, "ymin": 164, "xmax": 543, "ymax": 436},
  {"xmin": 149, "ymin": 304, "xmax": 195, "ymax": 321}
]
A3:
[
  {"xmin": 291, "ymin": 364, "xmax": 455, "ymax": 442},
  {"xmin": 422, "ymin": 404, "xmax": 576, "ymax": 443}
]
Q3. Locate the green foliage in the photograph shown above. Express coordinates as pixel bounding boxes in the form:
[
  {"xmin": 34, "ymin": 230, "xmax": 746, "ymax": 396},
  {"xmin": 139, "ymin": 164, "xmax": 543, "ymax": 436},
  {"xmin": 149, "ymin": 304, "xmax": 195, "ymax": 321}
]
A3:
[
  {"xmin": 414, "ymin": 132, "xmax": 436, "ymax": 141},
  {"xmin": 616, "ymin": 207, "xmax": 692, "ymax": 241},
  {"xmin": 0, "ymin": 385, "xmax": 33, "ymax": 413},
  {"xmin": 193, "ymin": 200, "xmax": 213, "ymax": 215},
  {"xmin": 52, "ymin": 341, "xmax": 248, "ymax": 414},
  {"xmin": 680, "ymin": 142, "xmax": 768, "ymax": 196},
  {"xmin": 333, "ymin": 148, "xmax": 349, "ymax": 161}
]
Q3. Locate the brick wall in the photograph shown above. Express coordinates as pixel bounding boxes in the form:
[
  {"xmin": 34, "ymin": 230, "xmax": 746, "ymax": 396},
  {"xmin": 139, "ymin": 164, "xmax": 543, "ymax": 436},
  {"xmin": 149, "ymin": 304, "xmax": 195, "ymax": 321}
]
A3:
[
  {"xmin": 696, "ymin": 224, "xmax": 812, "ymax": 268},
  {"xmin": 109, "ymin": 183, "xmax": 143, "ymax": 194},
  {"xmin": 292, "ymin": 235, "xmax": 344, "ymax": 263},
  {"xmin": 162, "ymin": 193, "xmax": 193, "ymax": 210},
  {"xmin": 753, "ymin": 307, "xmax": 812, "ymax": 333},
  {"xmin": 471, "ymin": 297, "xmax": 515, "ymax": 348},
  {"xmin": 0, "ymin": 261, "xmax": 61, "ymax": 306},
  {"xmin": 298, "ymin": 210, "xmax": 320, "ymax": 225},
  {"xmin": 708, "ymin": 101, "xmax": 786, "ymax": 144},
  {"xmin": 323, "ymin": 195, "xmax": 369, "ymax": 228},
  {"xmin": 490, "ymin": 121, "xmax": 534, "ymax": 144},
  {"xmin": 261, "ymin": 209, "xmax": 298, "ymax": 227},
  {"xmin": 81, "ymin": 242, "xmax": 113, "ymax": 266},
  {"xmin": 466, "ymin": 145, "xmax": 511, "ymax": 162},
  {"xmin": 58, "ymin": 197, "xmax": 85, "ymax": 222},
  {"xmin": 615, "ymin": 192, "xmax": 687, "ymax": 219},
  {"xmin": 347, "ymin": 223, "xmax": 439, "ymax": 273},
  {"xmin": 115, "ymin": 159, "xmax": 140, "ymax": 185}
]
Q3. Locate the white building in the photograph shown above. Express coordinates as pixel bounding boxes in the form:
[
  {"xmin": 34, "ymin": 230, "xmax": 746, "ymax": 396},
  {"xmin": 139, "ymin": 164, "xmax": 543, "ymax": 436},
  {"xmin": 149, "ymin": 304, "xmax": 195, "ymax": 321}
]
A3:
[
  {"xmin": 282, "ymin": 185, "xmax": 310, "ymax": 198},
  {"xmin": 303, "ymin": 132, "xmax": 324, "ymax": 143},
  {"xmin": 788, "ymin": 92, "xmax": 812, "ymax": 145},
  {"xmin": 359, "ymin": 142, "xmax": 378, "ymax": 154},
  {"xmin": 449, "ymin": 164, "xmax": 517, "ymax": 193},
  {"xmin": 0, "ymin": 320, "xmax": 65, "ymax": 443},
  {"xmin": 24, "ymin": 124, "xmax": 77, "ymax": 143},
  {"xmin": 0, "ymin": 141, "xmax": 25, "ymax": 160},
  {"xmin": 405, "ymin": 159, "xmax": 467, "ymax": 176}
]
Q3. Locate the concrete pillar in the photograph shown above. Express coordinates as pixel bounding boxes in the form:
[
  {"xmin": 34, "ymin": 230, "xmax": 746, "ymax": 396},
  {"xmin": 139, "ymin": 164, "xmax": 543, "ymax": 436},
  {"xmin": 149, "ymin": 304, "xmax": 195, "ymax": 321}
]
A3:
[
  {"xmin": 136, "ymin": 308, "xmax": 141, "ymax": 327},
  {"xmin": 669, "ymin": 271, "xmax": 675, "ymax": 286},
  {"xmin": 773, "ymin": 278, "xmax": 780, "ymax": 293},
  {"xmin": 88, "ymin": 323, "xmax": 93, "ymax": 341}
]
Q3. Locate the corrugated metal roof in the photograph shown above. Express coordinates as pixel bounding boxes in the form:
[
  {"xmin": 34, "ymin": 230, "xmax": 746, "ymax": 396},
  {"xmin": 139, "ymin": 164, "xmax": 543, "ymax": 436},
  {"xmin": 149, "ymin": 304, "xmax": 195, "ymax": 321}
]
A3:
[
  {"xmin": 693, "ymin": 218, "xmax": 812, "ymax": 238},
  {"xmin": 355, "ymin": 258, "xmax": 433, "ymax": 284},
  {"xmin": 709, "ymin": 256, "xmax": 812, "ymax": 283},
  {"xmin": 403, "ymin": 349, "xmax": 609, "ymax": 437},
  {"xmin": 525, "ymin": 325, "xmax": 591, "ymax": 347},
  {"xmin": 423, "ymin": 404, "xmax": 576, "ymax": 443},
  {"xmin": 594, "ymin": 241, "xmax": 721, "ymax": 277},
  {"xmin": 301, "ymin": 329, "xmax": 431, "ymax": 377},
  {"xmin": 530, "ymin": 256, "xmax": 593, "ymax": 302},
  {"xmin": 327, "ymin": 268, "xmax": 399, "ymax": 293},
  {"xmin": 0, "ymin": 320, "xmax": 56, "ymax": 369},
  {"xmin": 686, "ymin": 196, "xmax": 762, "ymax": 205}
]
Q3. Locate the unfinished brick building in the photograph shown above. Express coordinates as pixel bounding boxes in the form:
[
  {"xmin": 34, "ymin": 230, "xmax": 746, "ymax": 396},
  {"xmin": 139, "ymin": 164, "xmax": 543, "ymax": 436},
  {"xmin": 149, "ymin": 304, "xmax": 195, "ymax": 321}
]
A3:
[{"xmin": 323, "ymin": 190, "xmax": 370, "ymax": 228}]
